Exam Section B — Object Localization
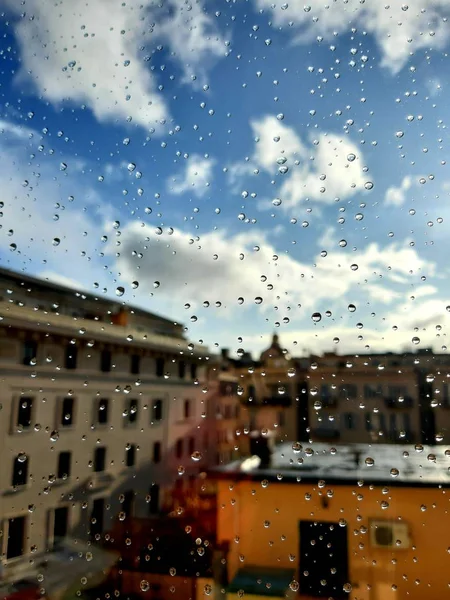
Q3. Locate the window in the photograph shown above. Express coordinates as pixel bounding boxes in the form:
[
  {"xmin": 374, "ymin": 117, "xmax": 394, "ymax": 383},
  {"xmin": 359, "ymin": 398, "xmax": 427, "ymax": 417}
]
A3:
[
  {"xmin": 152, "ymin": 399, "xmax": 163, "ymax": 421},
  {"xmin": 130, "ymin": 354, "xmax": 140, "ymax": 375},
  {"xmin": 365, "ymin": 412, "xmax": 372, "ymax": 431},
  {"xmin": 344, "ymin": 412, "xmax": 356, "ymax": 429},
  {"xmin": 17, "ymin": 397, "xmax": 33, "ymax": 430},
  {"xmin": 94, "ymin": 447, "xmax": 106, "ymax": 472},
  {"xmin": 23, "ymin": 339, "xmax": 37, "ymax": 366},
  {"xmin": 57, "ymin": 452, "xmax": 71, "ymax": 479},
  {"xmin": 148, "ymin": 484, "xmax": 159, "ymax": 515},
  {"xmin": 90, "ymin": 498, "xmax": 104, "ymax": 540},
  {"xmin": 124, "ymin": 398, "xmax": 138, "ymax": 425},
  {"xmin": 175, "ymin": 439, "xmax": 183, "ymax": 459},
  {"xmin": 403, "ymin": 413, "xmax": 411, "ymax": 432},
  {"xmin": 190, "ymin": 363, "xmax": 197, "ymax": 380},
  {"xmin": 97, "ymin": 398, "xmax": 109, "ymax": 424},
  {"xmin": 61, "ymin": 397, "xmax": 75, "ymax": 427},
  {"xmin": 156, "ymin": 357, "xmax": 165, "ymax": 377},
  {"xmin": 12, "ymin": 455, "xmax": 28, "ymax": 487},
  {"xmin": 153, "ymin": 441, "xmax": 161, "ymax": 464},
  {"xmin": 126, "ymin": 444, "xmax": 136, "ymax": 467},
  {"xmin": 65, "ymin": 344, "xmax": 77, "ymax": 370},
  {"xmin": 6, "ymin": 516, "xmax": 26, "ymax": 559},
  {"xmin": 183, "ymin": 399, "xmax": 191, "ymax": 419},
  {"xmin": 364, "ymin": 384, "xmax": 382, "ymax": 399},
  {"xmin": 122, "ymin": 490, "xmax": 134, "ymax": 518},
  {"xmin": 178, "ymin": 360, "xmax": 186, "ymax": 379},
  {"xmin": 53, "ymin": 506, "xmax": 69, "ymax": 541},
  {"xmin": 339, "ymin": 384, "xmax": 358, "ymax": 399},
  {"xmin": 278, "ymin": 410, "xmax": 285, "ymax": 428},
  {"xmin": 100, "ymin": 349, "xmax": 112, "ymax": 372}
]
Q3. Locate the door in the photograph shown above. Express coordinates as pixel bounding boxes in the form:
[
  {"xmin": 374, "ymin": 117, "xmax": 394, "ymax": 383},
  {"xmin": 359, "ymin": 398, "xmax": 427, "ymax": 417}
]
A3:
[{"xmin": 299, "ymin": 520, "xmax": 349, "ymax": 599}]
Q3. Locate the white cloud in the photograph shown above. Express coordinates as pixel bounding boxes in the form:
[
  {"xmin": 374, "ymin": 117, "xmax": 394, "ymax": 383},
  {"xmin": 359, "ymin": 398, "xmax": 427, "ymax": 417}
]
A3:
[
  {"xmin": 167, "ymin": 154, "xmax": 215, "ymax": 197},
  {"xmin": 242, "ymin": 115, "xmax": 367, "ymax": 209},
  {"xmin": 385, "ymin": 176, "xmax": 413, "ymax": 206},
  {"xmin": 317, "ymin": 226, "xmax": 336, "ymax": 249},
  {"xmin": 5, "ymin": 0, "xmax": 225, "ymax": 131},
  {"xmin": 255, "ymin": 0, "xmax": 450, "ymax": 74}
]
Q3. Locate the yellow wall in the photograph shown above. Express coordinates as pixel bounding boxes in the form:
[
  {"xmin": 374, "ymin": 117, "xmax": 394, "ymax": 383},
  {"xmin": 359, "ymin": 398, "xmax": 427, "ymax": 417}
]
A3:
[{"xmin": 217, "ymin": 479, "xmax": 450, "ymax": 600}]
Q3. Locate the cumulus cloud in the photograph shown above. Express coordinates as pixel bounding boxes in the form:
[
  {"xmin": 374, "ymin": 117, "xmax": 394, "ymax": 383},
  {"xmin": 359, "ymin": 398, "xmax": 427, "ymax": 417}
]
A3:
[
  {"xmin": 5, "ymin": 0, "xmax": 225, "ymax": 131},
  {"xmin": 255, "ymin": 0, "xmax": 450, "ymax": 74},
  {"xmin": 112, "ymin": 220, "xmax": 435, "ymax": 325},
  {"xmin": 385, "ymin": 176, "xmax": 413, "ymax": 206},
  {"xmin": 236, "ymin": 115, "xmax": 367, "ymax": 209},
  {"xmin": 167, "ymin": 154, "xmax": 215, "ymax": 197}
]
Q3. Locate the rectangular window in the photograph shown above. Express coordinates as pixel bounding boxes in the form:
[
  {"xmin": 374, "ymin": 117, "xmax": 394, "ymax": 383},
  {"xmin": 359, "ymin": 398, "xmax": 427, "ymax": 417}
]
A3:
[
  {"xmin": 23, "ymin": 340, "xmax": 37, "ymax": 366},
  {"xmin": 90, "ymin": 498, "xmax": 104, "ymax": 540},
  {"xmin": 126, "ymin": 444, "xmax": 136, "ymax": 467},
  {"xmin": 96, "ymin": 398, "xmax": 109, "ymax": 425},
  {"xmin": 100, "ymin": 350, "xmax": 112, "ymax": 372},
  {"xmin": 389, "ymin": 413, "xmax": 397, "ymax": 434},
  {"xmin": 175, "ymin": 439, "xmax": 183, "ymax": 459},
  {"xmin": 153, "ymin": 441, "xmax": 161, "ymax": 464},
  {"xmin": 278, "ymin": 410, "xmax": 285, "ymax": 428},
  {"xmin": 365, "ymin": 412, "xmax": 372, "ymax": 431},
  {"xmin": 443, "ymin": 383, "xmax": 449, "ymax": 407},
  {"xmin": 156, "ymin": 357, "xmax": 165, "ymax": 377},
  {"xmin": 122, "ymin": 490, "xmax": 134, "ymax": 518},
  {"xmin": 378, "ymin": 413, "xmax": 386, "ymax": 431},
  {"xmin": 94, "ymin": 447, "xmax": 106, "ymax": 472},
  {"xmin": 183, "ymin": 399, "xmax": 191, "ymax": 419},
  {"xmin": 364, "ymin": 384, "xmax": 382, "ymax": 399},
  {"xmin": 190, "ymin": 363, "xmax": 197, "ymax": 380},
  {"xmin": 149, "ymin": 484, "xmax": 159, "ymax": 515},
  {"xmin": 6, "ymin": 516, "xmax": 26, "ymax": 559},
  {"xmin": 152, "ymin": 399, "xmax": 163, "ymax": 421},
  {"xmin": 17, "ymin": 397, "xmax": 33, "ymax": 430},
  {"xmin": 12, "ymin": 455, "xmax": 28, "ymax": 487},
  {"xmin": 178, "ymin": 360, "xmax": 186, "ymax": 379},
  {"xmin": 57, "ymin": 452, "xmax": 71, "ymax": 480},
  {"xmin": 53, "ymin": 506, "xmax": 69, "ymax": 541},
  {"xmin": 339, "ymin": 384, "xmax": 357, "ymax": 398},
  {"xmin": 61, "ymin": 397, "xmax": 75, "ymax": 427},
  {"xmin": 344, "ymin": 412, "xmax": 356, "ymax": 429},
  {"xmin": 403, "ymin": 413, "xmax": 411, "ymax": 432},
  {"xmin": 124, "ymin": 399, "xmax": 138, "ymax": 425},
  {"xmin": 65, "ymin": 344, "xmax": 78, "ymax": 370},
  {"xmin": 130, "ymin": 354, "xmax": 140, "ymax": 375}
]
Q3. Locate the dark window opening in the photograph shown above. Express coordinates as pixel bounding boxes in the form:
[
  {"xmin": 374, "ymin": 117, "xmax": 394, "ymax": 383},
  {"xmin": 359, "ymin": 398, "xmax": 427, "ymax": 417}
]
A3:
[
  {"xmin": 53, "ymin": 507, "xmax": 69, "ymax": 541},
  {"xmin": 65, "ymin": 345, "xmax": 78, "ymax": 370},
  {"xmin": 130, "ymin": 354, "xmax": 140, "ymax": 375},
  {"xmin": 184, "ymin": 399, "xmax": 191, "ymax": 419},
  {"xmin": 126, "ymin": 444, "xmax": 136, "ymax": 467},
  {"xmin": 122, "ymin": 490, "xmax": 134, "ymax": 518},
  {"xmin": 100, "ymin": 349, "xmax": 112, "ymax": 372},
  {"xmin": 153, "ymin": 399, "xmax": 163, "ymax": 421},
  {"xmin": 97, "ymin": 398, "xmax": 109, "ymax": 424},
  {"xmin": 12, "ymin": 455, "xmax": 28, "ymax": 487},
  {"xmin": 17, "ymin": 397, "xmax": 33, "ymax": 430},
  {"xmin": 156, "ymin": 357, "xmax": 165, "ymax": 377},
  {"xmin": 61, "ymin": 397, "xmax": 74, "ymax": 427},
  {"xmin": 178, "ymin": 361, "xmax": 186, "ymax": 379},
  {"xmin": 57, "ymin": 452, "xmax": 71, "ymax": 480},
  {"xmin": 90, "ymin": 498, "xmax": 104, "ymax": 540},
  {"xmin": 23, "ymin": 340, "xmax": 37, "ymax": 366},
  {"xmin": 175, "ymin": 439, "xmax": 183, "ymax": 459},
  {"xmin": 153, "ymin": 441, "xmax": 161, "ymax": 464},
  {"xmin": 124, "ymin": 399, "xmax": 138, "ymax": 425},
  {"xmin": 7, "ymin": 516, "xmax": 26, "ymax": 559},
  {"xmin": 190, "ymin": 363, "xmax": 197, "ymax": 380},
  {"xmin": 94, "ymin": 447, "xmax": 106, "ymax": 472},
  {"xmin": 149, "ymin": 484, "xmax": 159, "ymax": 515}
]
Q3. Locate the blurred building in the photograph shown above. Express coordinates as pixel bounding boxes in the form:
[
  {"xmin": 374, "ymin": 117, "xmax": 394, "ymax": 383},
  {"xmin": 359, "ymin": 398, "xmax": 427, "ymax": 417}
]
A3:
[
  {"xmin": 211, "ymin": 440, "xmax": 450, "ymax": 600},
  {"xmin": 0, "ymin": 267, "xmax": 220, "ymax": 576},
  {"xmin": 232, "ymin": 336, "xmax": 450, "ymax": 446}
]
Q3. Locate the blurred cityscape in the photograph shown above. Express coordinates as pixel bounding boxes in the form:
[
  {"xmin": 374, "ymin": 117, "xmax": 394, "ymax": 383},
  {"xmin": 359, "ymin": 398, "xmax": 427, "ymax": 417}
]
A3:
[{"xmin": 0, "ymin": 268, "xmax": 448, "ymax": 600}]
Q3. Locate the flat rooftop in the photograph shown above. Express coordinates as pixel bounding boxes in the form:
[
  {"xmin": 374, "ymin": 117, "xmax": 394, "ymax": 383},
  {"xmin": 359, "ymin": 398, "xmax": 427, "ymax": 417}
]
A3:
[{"xmin": 210, "ymin": 441, "xmax": 450, "ymax": 488}]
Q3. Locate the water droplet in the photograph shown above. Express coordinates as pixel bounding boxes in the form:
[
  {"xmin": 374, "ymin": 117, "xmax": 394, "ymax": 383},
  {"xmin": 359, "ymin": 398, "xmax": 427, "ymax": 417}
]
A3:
[
  {"xmin": 364, "ymin": 182, "xmax": 374, "ymax": 190},
  {"xmin": 311, "ymin": 312, "xmax": 322, "ymax": 322},
  {"xmin": 116, "ymin": 286, "xmax": 125, "ymax": 297}
]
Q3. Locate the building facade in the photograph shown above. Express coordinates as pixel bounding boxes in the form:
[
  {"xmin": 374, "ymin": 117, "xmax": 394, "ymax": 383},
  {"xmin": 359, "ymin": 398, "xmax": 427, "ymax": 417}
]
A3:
[{"xmin": 0, "ymin": 268, "xmax": 215, "ymax": 574}]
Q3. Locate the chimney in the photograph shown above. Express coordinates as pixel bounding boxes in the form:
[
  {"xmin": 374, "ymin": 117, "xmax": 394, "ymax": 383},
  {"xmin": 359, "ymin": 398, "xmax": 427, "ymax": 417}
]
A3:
[{"xmin": 221, "ymin": 348, "xmax": 229, "ymax": 360}]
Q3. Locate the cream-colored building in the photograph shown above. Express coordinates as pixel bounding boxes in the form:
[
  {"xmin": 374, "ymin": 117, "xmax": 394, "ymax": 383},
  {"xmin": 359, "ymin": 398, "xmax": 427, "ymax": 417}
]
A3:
[{"xmin": 0, "ymin": 268, "xmax": 214, "ymax": 574}]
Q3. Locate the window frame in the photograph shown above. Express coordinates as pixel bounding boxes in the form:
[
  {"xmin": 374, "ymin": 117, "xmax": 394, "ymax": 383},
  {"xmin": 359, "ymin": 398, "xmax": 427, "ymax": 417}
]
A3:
[{"xmin": 60, "ymin": 396, "xmax": 75, "ymax": 428}]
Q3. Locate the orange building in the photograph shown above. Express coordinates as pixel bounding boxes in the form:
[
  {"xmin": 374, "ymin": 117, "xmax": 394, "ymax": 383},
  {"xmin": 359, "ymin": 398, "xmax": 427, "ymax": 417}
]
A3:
[{"xmin": 211, "ymin": 441, "xmax": 450, "ymax": 600}]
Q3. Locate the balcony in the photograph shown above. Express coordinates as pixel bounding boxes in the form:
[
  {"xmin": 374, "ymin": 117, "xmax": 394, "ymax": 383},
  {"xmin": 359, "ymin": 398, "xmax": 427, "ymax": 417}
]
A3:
[{"xmin": 384, "ymin": 396, "xmax": 413, "ymax": 409}]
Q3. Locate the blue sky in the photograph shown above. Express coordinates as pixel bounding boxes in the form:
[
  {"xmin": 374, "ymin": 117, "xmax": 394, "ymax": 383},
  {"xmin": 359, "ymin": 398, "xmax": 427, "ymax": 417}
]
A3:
[{"xmin": 0, "ymin": 0, "xmax": 450, "ymax": 358}]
